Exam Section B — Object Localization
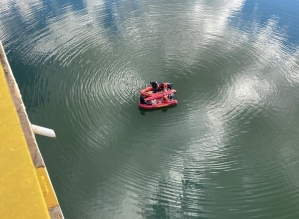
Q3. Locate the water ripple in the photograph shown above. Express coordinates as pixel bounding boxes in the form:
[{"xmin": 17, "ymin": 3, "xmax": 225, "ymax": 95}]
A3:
[{"xmin": 2, "ymin": 0, "xmax": 299, "ymax": 218}]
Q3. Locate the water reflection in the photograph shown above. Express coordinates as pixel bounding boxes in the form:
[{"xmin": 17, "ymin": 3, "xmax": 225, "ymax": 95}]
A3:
[
  {"xmin": 234, "ymin": 0, "xmax": 299, "ymax": 48},
  {"xmin": 103, "ymin": 0, "xmax": 119, "ymax": 36}
]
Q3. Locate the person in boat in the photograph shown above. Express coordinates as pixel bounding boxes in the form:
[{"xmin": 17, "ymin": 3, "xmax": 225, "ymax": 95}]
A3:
[
  {"xmin": 168, "ymin": 92, "xmax": 174, "ymax": 100},
  {"xmin": 140, "ymin": 95, "xmax": 147, "ymax": 104},
  {"xmin": 151, "ymin": 82, "xmax": 173, "ymax": 93},
  {"xmin": 140, "ymin": 95, "xmax": 156, "ymax": 105},
  {"xmin": 150, "ymin": 82, "xmax": 159, "ymax": 93},
  {"xmin": 162, "ymin": 92, "xmax": 174, "ymax": 103},
  {"xmin": 157, "ymin": 83, "xmax": 168, "ymax": 92},
  {"xmin": 151, "ymin": 99, "xmax": 157, "ymax": 105},
  {"xmin": 167, "ymin": 83, "xmax": 173, "ymax": 90},
  {"xmin": 162, "ymin": 94, "xmax": 169, "ymax": 103}
]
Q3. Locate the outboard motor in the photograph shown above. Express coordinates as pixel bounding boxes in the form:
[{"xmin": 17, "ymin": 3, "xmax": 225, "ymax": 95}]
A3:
[{"xmin": 167, "ymin": 83, "xmax": 173, "ymax": 90}]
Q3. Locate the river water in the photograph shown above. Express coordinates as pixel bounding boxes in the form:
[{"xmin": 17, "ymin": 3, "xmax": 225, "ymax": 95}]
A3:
[{"xmin": 1, "ymin": 0, "xmax": 299, "ymax": 218}]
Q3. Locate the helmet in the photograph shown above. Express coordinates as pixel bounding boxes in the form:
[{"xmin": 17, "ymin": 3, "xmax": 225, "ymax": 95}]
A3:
[{"xmin": 167, "ymin": 83, "xmax": 173, "ymax": 89}]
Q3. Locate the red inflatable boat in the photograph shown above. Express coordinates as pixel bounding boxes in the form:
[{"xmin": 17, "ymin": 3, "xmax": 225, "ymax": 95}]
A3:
[
  {"xmin": 140, "ymin": 82, "xmax": 177, "ymax": 97},
  {"xmin": 138, "ymin": 93, "xmax": 178, "ymax": 109},
  {"xmin": 138, "ymin": 99, "xmax": 178, "ymax": 109}
]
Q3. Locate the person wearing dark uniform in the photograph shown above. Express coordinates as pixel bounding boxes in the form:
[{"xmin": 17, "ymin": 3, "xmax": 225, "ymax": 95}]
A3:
[
  {"xmin": 150, "ymin": 82, "xmax": 159, "ymax": 93},
  {"xmin": 140, "ymin": 95, "xmax": 146, "ymax": 104}
]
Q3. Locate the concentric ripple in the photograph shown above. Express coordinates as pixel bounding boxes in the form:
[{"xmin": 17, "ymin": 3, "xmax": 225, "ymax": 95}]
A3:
[{"xmin": 1, "ymin": 0, "xmax": 299, "ymax": 218}]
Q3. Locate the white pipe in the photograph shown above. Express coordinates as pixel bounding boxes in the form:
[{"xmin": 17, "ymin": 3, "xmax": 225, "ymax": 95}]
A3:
[{"xmin": 31, "ymin": 124, "xmax": 56, "ymax": 138}]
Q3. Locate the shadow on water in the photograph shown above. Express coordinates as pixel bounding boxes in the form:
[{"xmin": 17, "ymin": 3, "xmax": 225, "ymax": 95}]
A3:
[
  {"xmin": 138, "ymin": 105, "xmax": 178, "ymax": 115},
  {"xmin": 140, "ymin": 176, "xmax": 205, "ymax": 219}
]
